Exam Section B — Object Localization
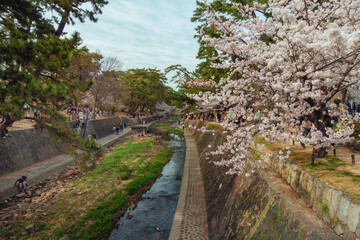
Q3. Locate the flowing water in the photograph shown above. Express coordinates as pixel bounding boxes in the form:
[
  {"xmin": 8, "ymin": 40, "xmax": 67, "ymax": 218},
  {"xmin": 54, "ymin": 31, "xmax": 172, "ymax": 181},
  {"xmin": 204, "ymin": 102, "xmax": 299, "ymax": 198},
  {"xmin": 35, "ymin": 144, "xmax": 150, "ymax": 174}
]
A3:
[{"xmin": 108, "ymin": 133, "xmax": 185, "ymax": 240}]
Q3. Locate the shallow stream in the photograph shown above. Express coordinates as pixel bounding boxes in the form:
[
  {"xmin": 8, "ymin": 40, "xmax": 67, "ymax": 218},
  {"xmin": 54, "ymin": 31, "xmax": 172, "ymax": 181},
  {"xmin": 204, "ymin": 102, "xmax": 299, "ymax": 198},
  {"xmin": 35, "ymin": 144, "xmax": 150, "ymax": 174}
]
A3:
[{"xmin": 108, "ymin": 132, "xmax": 185, "ymax": 240}]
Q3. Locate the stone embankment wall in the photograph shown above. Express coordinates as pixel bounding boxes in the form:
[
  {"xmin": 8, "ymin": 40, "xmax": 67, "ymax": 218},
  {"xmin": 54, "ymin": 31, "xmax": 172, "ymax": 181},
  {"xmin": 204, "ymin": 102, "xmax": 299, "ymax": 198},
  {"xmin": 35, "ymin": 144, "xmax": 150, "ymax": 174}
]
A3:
[
  {"xmin": 0, "ymin": 117, "xmax": 121, "ymax": 176},
  {"xmin": 187, "ymin": 120, "xmax": 340, "ymax": 240},
  {"xmin": 0, "ymin": 129, "xmax": 63, "ymax": 176},
  {"xmin": 82, "ymin": 116, "xmax": 121, "ymax": 139},
  {"xmin": 134, "ymin": 116, "xmax": 163, "ymax": 125},
  {"xmin": 115, "ymin": 115, "xmax": 162, "ymax": 126},
  {"xmin": 254, "ymin": 142, "xmax": 360, "ymax": 240}
]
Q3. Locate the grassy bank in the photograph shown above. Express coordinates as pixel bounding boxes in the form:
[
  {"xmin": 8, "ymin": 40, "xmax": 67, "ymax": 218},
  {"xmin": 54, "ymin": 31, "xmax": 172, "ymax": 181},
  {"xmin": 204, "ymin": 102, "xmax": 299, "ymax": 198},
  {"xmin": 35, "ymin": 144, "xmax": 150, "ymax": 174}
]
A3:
[
  {"xmin": 2, "ymin": 137, "xmax": 173, "ymax": 240},
  {"xmin": 155, "ymin": 122, "xmax": 184, "ymax": 135}
]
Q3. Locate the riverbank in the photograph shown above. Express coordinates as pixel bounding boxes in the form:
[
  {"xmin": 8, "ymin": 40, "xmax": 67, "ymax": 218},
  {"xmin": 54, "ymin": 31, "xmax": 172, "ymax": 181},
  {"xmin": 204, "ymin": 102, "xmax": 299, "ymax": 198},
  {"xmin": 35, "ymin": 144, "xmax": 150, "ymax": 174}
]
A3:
[
  {"xmin": 0, "ymin": 134, "xmax": 173, "ymax": 240},
  {"xmin": 154, "ymin": 117, "xmax": 184, "ymax": 135},
  {"xmin": 187, "ymin": 120, "xmax": 339, "ymax": 239},
  {"xmin": 109, "ymin": 132, "xmax": 185, "ymax": 239}
]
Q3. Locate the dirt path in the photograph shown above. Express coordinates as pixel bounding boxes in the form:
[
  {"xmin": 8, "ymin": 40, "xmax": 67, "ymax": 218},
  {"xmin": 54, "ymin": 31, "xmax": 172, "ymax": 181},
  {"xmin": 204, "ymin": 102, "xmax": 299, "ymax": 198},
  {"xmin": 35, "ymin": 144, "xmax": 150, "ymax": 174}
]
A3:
[{"xmin": 0, "ymin": 166, "xmax": 82, "ymax": 238}]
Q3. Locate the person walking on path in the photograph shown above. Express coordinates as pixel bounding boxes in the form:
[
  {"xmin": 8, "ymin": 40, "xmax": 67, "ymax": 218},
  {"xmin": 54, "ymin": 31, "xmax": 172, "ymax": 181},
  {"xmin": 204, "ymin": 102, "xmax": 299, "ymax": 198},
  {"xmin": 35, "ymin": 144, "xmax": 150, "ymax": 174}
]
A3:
[{"xmin": 217, "ymin": 112, "xmax": 222, "ymax": 122}]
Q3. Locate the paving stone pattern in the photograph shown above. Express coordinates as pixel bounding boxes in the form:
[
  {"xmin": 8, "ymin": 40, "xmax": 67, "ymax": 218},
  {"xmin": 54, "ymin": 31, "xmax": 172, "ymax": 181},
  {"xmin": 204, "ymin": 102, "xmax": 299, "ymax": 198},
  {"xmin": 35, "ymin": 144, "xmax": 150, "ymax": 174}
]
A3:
[{"xmin": 170, "ymin": 130, "xmax": 208, "ymax": 240}]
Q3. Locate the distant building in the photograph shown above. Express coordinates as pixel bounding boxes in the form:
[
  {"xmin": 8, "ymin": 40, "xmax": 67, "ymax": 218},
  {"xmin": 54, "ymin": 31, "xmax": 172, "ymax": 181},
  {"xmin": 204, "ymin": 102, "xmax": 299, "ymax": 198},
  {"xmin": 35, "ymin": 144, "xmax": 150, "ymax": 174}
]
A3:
[{"xmin": 156, "ymin": 102, "xmax": 173, "ymax": 116}]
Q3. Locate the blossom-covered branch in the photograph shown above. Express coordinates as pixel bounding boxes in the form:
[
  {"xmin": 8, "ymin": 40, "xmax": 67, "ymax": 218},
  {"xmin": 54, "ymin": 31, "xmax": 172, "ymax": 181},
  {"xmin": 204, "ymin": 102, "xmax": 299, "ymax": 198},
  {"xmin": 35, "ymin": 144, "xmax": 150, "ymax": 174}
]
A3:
[{"xmin": 187, "ymin": 0, "xmax": 360, "ymax": 174}]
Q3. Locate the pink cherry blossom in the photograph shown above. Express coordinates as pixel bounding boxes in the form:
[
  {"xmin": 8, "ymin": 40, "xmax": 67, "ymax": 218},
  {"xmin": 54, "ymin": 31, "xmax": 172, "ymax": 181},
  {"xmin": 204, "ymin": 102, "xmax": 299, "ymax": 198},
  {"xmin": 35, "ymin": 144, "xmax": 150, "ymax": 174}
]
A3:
[{"xmin": 186, "ymin": 0, "xmax": 360, "ymax": 174}]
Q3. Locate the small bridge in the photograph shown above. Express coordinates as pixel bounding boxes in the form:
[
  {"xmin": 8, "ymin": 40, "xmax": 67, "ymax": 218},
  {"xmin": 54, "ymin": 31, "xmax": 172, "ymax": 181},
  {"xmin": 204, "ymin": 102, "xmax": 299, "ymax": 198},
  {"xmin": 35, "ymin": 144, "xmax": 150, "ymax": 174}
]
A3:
[{"xmin": 131, "ymin": 120, "xmax": 160, "ymax": 129}]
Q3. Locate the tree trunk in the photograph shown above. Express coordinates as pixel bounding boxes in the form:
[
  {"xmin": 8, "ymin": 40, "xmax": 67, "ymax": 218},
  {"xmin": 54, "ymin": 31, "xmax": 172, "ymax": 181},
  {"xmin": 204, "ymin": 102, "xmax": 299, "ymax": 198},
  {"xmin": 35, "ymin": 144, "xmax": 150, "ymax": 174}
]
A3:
[
  {"xmin": 127, "ymin": 93, "xmax": 134, "ymax": 115},
  {"xmin": 314, "ymin": 147, "xmax": 327, "ymax": 158},
  {"xmin": 133, "ymin": 104, "xmax": 140, "ymax": 114},
  {"xmin": 341, "ymin": 89, "xmax": 347, "ymax": 103},
  {"xmin": 139, "ymin": 100, "xmax": 148, "ymax": 112},
  {"xmin": 231, "ymin": 55, "xmax": 239, "ymax": 79},
  {"xmin": 92, "ymin": 104, "xmax": 96, "ymax": 119},
  {"xmin": 0, "ymin": 114, "xmax": 14, "ymax": 137},
  {"xmin": 312, "ymin": 105, "xmax": 329, "ymax": 158},
  {"xmin": 127, "ymin": 103, "xmax": 135, "ymax": 115},
  {"xmin": 55, "ymin": 11, "xmax": 70, "ymax": 37}
]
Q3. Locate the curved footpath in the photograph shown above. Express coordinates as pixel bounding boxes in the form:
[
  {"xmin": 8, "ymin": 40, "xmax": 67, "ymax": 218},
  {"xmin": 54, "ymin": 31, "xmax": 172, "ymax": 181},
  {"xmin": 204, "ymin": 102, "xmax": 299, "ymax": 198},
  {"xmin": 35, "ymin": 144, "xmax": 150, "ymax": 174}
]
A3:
[
  {"xmin": 169, "ymin": 130, "xmax": 209, "ymax": 240},
  {"xmin": 0, "ymin": 117, "xmax": 174, "ymax": 202},
  {"xmin": 0, "ymin": 119, "xmax": 161, "ymax": 202},
  {"xmin": 0, "ymin": 128, "xmax": 132, "ymax": 202}
]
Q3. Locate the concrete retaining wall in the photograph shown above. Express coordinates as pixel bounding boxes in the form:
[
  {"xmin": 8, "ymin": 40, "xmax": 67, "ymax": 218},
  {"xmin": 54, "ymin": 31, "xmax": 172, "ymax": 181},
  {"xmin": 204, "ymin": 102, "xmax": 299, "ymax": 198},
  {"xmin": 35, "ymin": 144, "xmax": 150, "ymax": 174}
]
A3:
[
  {"xmin": 132, "ymin": 116, "xmax": 163, "ymax": 125},
  {"xmin": 83, "ymin": 117, "xmax": 121, "ymax": 139},
  {"xmin": 0, "ymin": 129, "xmax": 63, "ymax": 176},
  {"xmin": 254, "ymin": 142, "xmax": 360, "ymax": 240}
]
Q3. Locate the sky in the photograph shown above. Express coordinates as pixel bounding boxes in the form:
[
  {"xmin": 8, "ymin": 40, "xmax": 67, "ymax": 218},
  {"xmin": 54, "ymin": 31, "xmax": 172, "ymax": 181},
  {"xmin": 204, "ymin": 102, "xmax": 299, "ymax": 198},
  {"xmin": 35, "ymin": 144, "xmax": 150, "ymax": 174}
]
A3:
[{"xmin": 65, "ymin": 0, "xmax": 200, "ymax": 86}]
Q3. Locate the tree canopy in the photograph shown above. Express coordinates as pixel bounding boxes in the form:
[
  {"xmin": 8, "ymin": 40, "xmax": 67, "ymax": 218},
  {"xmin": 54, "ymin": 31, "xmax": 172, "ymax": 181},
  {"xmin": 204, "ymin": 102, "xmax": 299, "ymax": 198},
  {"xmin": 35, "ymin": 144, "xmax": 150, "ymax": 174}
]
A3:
[
  {"xmin": 165, "ymin": 0, "xmax": 258, "ymax": 113},
  {"xmin": 86, "ymin": 57, "xmax": 124, "ymax": 109},
  {"xmin": 0, "ymin": 0, "xmax": 108, "ymax": 169},
  {"xmin": 187, "ymin": 0, "xmax": 360, "ymax": 174},
  {"xmin": 123, "ymin": 68, "xmax": 167, "ymax": 115}
]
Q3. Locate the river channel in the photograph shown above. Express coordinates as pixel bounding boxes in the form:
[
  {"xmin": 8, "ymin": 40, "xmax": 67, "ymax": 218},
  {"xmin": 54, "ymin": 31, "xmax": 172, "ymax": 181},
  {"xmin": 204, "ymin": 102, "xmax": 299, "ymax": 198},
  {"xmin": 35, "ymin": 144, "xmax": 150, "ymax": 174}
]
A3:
[{"xmin": 108, "ymin": 132, "xmax": 185, "ymax": 240}]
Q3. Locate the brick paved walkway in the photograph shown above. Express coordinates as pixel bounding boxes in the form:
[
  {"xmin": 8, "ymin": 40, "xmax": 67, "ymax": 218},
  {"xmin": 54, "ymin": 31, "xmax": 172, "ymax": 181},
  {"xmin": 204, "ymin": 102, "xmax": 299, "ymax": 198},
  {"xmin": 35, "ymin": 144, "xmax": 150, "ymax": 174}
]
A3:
[{"xmin": 169, "ymin": 130, "xmax": 209, "ymax": 240}]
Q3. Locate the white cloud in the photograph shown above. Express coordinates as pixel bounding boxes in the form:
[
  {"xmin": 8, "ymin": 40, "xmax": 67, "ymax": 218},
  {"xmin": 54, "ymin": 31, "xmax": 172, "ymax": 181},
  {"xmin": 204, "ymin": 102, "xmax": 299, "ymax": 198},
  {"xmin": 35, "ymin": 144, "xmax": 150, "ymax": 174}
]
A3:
[{"xmin": 65, "ymin": 0, "xmax": 200, "ymax": 88}]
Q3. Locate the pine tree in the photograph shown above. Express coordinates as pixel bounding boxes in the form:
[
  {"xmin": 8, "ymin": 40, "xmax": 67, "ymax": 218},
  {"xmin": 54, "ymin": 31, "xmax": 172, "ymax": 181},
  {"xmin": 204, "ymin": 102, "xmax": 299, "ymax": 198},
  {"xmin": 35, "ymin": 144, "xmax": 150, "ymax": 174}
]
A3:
[
  {"xmin": 0, "ymin": 0, "xmax": 108, "ymax": 170},
  {"xmin": 123, "ymin": 68, "xmax": 167, "ymax": 115}
]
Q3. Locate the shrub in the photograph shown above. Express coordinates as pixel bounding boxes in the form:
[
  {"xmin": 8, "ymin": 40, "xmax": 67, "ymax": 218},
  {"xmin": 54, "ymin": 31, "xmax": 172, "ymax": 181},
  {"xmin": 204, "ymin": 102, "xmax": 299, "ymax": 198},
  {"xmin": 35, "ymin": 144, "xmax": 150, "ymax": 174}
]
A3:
[
  {"xmin": 321, "ymin": 202, "xmax": 329, "ymax": 214},
  {"xmin": 119, "ymin": 105, "xmax": 127, "ymax": 112},
  {"xmin": 352, "ymin": 120, "xmax": 360, "ymax": 140},
  {"xmin": 102, "ymin": 106, "xmax": 119, "ymax": 115}
]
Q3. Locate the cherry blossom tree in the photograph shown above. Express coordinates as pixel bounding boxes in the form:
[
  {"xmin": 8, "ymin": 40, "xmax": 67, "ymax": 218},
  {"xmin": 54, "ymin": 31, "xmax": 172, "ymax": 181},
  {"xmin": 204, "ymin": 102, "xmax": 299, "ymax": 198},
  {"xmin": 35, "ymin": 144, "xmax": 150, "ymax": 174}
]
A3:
[{"xmin": 188, "ymin": 0, "xmax": 360, "ymax": 174}]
